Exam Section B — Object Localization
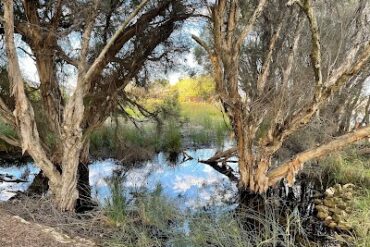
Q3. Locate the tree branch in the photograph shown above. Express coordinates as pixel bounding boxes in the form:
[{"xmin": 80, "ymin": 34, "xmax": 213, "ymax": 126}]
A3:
[
  {"xmin": 78, "ymin": 0, "xmax": 100, "ymax": 73},
  {"xmin": 0, "ymin": 134, "xmax": 20, "ymax": 147},
  {"xmin": 191, "ymin": 34, "xmax": 212, "ymax": 56},
  {"xmin": 267, "ymin": 125, "xmax": 370, "ymax": 187},
  {"xmin": 81, "ymin": 0, "xmax": 149, "ymax": 89},
  {"xmin": 2, "ymin": 0, "xmax": 61, "ymax": 187},
  {"xmin": 235, "ymin": 0, "xmax": 268, "ymax": 53},
  {"xmin": 256, "ymin": 19, "xmax": 283, "ymax": 94},
  {"xmin": 270, "ymin": 40, "xmax": 370, "ymax": 148},
  {"xmin": 301, "ymin": 0, "xmax": 323, "ymax": 101}
]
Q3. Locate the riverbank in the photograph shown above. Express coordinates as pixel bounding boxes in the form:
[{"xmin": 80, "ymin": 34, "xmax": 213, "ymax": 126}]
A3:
[
  {"xmin": 0, "ymin": 141, "xmax": 369, "ymax": 246},
  {"xmin": 0, "ymin": 208, "xmax": 95, "ymax": 246}
]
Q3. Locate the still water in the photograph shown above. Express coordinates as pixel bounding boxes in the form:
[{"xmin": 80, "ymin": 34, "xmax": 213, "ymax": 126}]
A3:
[{"xmin": 0, "ymin": 148, "xmax": 238, "ymax": 210}]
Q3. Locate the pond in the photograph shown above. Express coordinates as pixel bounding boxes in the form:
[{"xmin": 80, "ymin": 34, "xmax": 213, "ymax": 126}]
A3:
[{"xmin": 0, "ymin": 147, "xmax": 238, "ymax": 211}]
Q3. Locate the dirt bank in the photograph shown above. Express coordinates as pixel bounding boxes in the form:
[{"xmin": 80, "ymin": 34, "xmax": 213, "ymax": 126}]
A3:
[{"xmin": 0, "ymin": 208, "xmax": 95, "ymax": 247}]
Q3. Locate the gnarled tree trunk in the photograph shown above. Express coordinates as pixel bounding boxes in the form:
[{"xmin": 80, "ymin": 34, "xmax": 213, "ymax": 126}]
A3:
[
  {"xmin": 1, "ymin": 0, "xmax": 190, "ymax": 211},
  {"xmin": 194, "ymin": 0, "xmax": 370, "ymax": 194}
]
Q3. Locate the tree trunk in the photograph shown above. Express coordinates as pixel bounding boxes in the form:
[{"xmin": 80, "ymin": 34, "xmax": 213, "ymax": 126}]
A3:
[
  {"xmin": 35, "ymin": 50, "xmax": 63, "ymax": 135},
  {"xmin": 76, "ymin": 140, "xmax": 96, "ymax": 212},
  {"xmin": 26, "ymin": 141, "xmax": 95, "ymax": 212}
]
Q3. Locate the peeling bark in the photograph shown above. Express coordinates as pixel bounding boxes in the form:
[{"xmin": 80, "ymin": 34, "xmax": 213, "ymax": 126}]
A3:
[
  {"xmin": 195, "ymin": 0, "xmax": 370, "ymax": 194},
  {"xmin": 2, "ymin": 0, "xmax": 62, "ymax": 198},
  {"xmin": 1, "ymin": 0, "xmax": 190, "ymax": 211}
]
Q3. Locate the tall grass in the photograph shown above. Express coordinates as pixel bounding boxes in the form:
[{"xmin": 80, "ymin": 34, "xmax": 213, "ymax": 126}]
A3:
[
  {"xmin": 352, "ymin": 189, "xmax": 370, "ymax": 246},
  {"xmin": 89, "ymin": 101, "xmax": 231, "ymax": 161},
  {"xmin": 104, "ymin": 177, "xmax": 310, "ymax": 247},
  {"xmin": 105, "ymin": 181, "xmax": 183, "ymax": 247},
  {"xmin": 105, "ymin": 173, "xmax": 127, "ymax": 224},
  {"xmin": 321, "ymin": 151, "xmax": 370, "ymax": 188}
]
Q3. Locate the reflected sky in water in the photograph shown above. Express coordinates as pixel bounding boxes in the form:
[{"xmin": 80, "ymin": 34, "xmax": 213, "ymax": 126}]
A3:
[
  {"xmin": 0, "ymin": 163, "xmax": 39, "ymax": 200},
  {"xmin": 0, "ymin": 148, "xmax": 238, "ymax": 210}
]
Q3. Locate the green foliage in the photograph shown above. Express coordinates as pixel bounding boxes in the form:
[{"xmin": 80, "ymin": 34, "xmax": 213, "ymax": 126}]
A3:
[
  {"xmin": 158, "ymin": 89, "xmax": 181, "ymax": 121},
  {"xmin": 105, "ymin": 184, "xmax": 182, "ymax": 247},
  {"xmin": 173, "ymin": 76, "xmax": 215, "ymax": 102},
  {"xmin": 160, "ymin": 121, "xmax": 182, "ymax": 153}
]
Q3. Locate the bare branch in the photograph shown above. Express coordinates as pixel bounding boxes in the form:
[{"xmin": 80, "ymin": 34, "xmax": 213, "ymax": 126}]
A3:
[
  {"xmin": 200, "ymin": 147, "xmax": 237, "ymax": 164},
  {"xmin": 192, "ymin": 34, "xmax": 212, "ymax": 56},
  {"xmin": 256, "ymin": 20, "xmax": 283, "ymax": 94},
  {"xmin": 270, "ymin": 40, "xmax": 370, "ymax": 146},
  {"xmin": 56, "ymin": 46, "xmax": 78, "ymax": 67},
  {"xmin": 78, "ymin": 0, "xmax": 100, "ymax": 73},
  {"xmin": 0, "ymin": 134, "xmax": 20, "ymax": 147},
  {"xmin": 191, "ymin": 147, "xmax": 239, "ymax": 183},
  {"xmin": 267, "ymin": 125, "xmax": 370, "ymax": 187},
  {"xmin": 301, "ymin": 0, "xmax": 323, "ymax": 101},
  {"xmin": 235, "ymin": 0, "xmax": 268, "ymax": 53},
  {"xmin": 225, "ymin": 0, "xmax": 237, "ymax": 51},
  {"xmin": 50, "ymin": 0, "xmax": 64, "ymax": 29},
  {"xmin": 81, "ymin": 0, "xmax": 149, "ymax": 88},
  {"xmin": 281, "ymin": 20, "xmax": 303, "ymax": 88},
  {"xmin": 0, "ymin": 97, "xmax": 16, "ymax": 127}
]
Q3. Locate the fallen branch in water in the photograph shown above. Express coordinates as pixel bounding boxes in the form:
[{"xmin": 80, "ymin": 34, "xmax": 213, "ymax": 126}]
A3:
[
  {"xmin": 201, "ymin": 147, "xmax": 237, "ymax": 164},
  {"xmin": 0, "ymin": 175, "xmax": 27, "ymax": 183},
  {"xmin": 184, "ymin": 147, "xmax": 239, "ymax": 182},
  {"xmin": 182, "ymin": 151, "xmax": 194, "ymax": 162},
  {"xmin": 199, "ymin": 159, "xmax": 239, "ymax": 182}
]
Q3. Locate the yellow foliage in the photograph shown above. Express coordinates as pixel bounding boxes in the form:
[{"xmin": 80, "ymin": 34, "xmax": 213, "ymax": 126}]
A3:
[{"xmin": 172, "ymin": 76, "xmax": 215, "ymax": 102}]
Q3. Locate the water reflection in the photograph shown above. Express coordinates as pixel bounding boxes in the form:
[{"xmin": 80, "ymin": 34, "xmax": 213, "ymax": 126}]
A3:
[
  {"xmin": 0, "ymin": 148, "xmax": 238, "ymax": 210},
  {"xmin": 0, "ymin": 163, "xmax": 39, "ymax": 200}
]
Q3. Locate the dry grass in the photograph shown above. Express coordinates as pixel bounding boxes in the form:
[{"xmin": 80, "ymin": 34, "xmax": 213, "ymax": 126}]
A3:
[{"xmin": 0, "ymin": 195, "xmax": 115, "ymax": 245}]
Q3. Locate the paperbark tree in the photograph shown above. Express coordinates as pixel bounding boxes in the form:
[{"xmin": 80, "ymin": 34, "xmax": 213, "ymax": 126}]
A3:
[
  {"xmin": 193, "ymin": 0, "xmax": 370, "ymax": 192},
  {"xmin": 0, "ymin": 0, "xmax": 190, "ymax": 211}
]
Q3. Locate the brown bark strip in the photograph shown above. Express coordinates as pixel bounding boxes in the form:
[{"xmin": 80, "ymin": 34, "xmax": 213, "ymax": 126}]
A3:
[{"xmin": 2, "ymin": 0, "xmax": 61, "ymax": 190}]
